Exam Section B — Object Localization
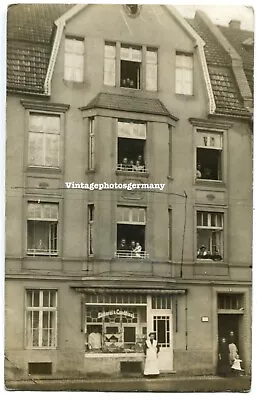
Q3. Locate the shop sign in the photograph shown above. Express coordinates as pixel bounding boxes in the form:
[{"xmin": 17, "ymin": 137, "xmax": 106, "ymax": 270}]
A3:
[{"xmin": 97, "ymin": 309, "xmax": 135, "ymax": 319}]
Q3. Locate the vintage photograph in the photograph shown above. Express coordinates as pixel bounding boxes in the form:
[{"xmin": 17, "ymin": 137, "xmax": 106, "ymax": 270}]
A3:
[{"xmin": 4, "ymin": 2, "xmax": 253, "ymax": 393}]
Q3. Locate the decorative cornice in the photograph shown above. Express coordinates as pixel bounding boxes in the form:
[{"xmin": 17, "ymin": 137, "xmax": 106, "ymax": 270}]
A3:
[
  {"xmin": 21, "ymin": 99, "xmax": 70, "ymax": 113},
  {"xmin": 189, "ymin": 118, "xmax": 233, "ymax": 130}
]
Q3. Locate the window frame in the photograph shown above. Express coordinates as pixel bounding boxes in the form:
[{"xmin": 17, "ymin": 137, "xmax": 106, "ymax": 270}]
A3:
[
  {"xmin": 175, "ymin": 52, "xmax": 194, "ymax": 96},
  {"xmin": 88, "ymin": 117, "xmax": 95, "ymax": 171},
  {"xmin": 116, "ymin": 119, "xmax": 148, "ymax": 173},
  {"xmin": 87, "ymin": 204, "xmax": 94, "ymax": 257},
  {"xmin": 26, "ymin": 200, "xmax": 60, "ymax": 257},
  {"xmin": 64, "ymin": 36, "xmax": 85, "ymax": 83},
  {"xmin": 195, "ymin": 207, "xmax": 227, "ymax": 263},
  {"xmin": 25, "ymin": 289, "xmax": 58, "ymax": 349},
  {"xmin": 104, "ymin": 41, "xmax": 158, "ymax": 92},
  {"xmin": 194, "ymin": 127, "xmax": 227, "ymax": 184}
]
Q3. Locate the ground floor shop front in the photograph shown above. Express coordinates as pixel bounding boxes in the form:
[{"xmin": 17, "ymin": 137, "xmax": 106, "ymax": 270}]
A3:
[{"xmin": 5, "ymin": 278, "xmax": 252, "ymax": 379}]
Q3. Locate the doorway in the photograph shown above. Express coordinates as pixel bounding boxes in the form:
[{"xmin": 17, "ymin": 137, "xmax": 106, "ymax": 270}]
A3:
[
  {"xmin": 152, "ymin": 311, "xmax": 173, "ymax": 372},
  {"xmin": 218, "ymin": 313, "xmax": 244, "ymax": 357}
]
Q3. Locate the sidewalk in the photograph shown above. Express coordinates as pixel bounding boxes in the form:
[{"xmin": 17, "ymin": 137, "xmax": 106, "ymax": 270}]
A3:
[{"xmin": 5, "ymin": 374, "xmax": 251, "ymax": 392}]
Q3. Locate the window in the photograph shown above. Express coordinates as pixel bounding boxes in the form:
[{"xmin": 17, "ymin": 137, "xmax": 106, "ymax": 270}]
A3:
[
  {"xmin": 116, "ymin": 207, "xmax": 147, "ymax": 258},
  {"xmin": 117, "ymin": 120, "xmax": 147, "ymax": 172},
  {"xmin": 28, "ymin": 113, "xmax": 60, "ymax": 168},
  {"xmin": 175, "ymin": 53, "xmax": 193, "ymax": 95},
  {"xmin": 88, "ymin": 118, "xmax": 95, "ymax": 170},
  {"xmin": 124, "ymin": 4, "xmax": 141, "ymax": 17},
  {"xmin": 85, "ymin": 305, "xmax": 146, "ymax": 353},
  {"xmin": 196, "ymin": 130, "xmax": 223, "ymax": 180},
  {"xmin": 197, "ymin": 211, "xmax": 224, "ymax": 261},
  {"xmin": 88, "ymin": 204, "xmax": 94, "ymax": 256},
  {"xmin": 146, "ymin": 48, "xmax": 158, "ymax": 91},
  {"xmin": 64, "ymin": 38, "xmax": 84, "ymax": 82},
  {"xmin": 168, "ymin": 208, "xmax": 172, "ymax": 260},
  {"xmin": 218, "ymin": 294, "xmax": 244, "ymax": 311},
  {"xmin": 104, "ymin": 43, "xmax": 157, "ymax": 91},
  {"xmin": 27, "ymin": 202, "xmax": 58, "ymax": 256},
  {"xmin": 26, "ymin": 290, "xmax": 57, "ymax": 348}
]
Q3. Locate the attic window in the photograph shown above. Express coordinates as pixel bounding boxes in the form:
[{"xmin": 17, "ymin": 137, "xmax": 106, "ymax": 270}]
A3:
[{"xmin": 64, "ymin": 38, "xmax": 84, "ymax": 82}]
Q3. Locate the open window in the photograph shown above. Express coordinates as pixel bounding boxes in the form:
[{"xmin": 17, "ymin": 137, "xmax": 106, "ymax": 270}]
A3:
[
  {"xmin": 116, "ymin": 207, "xmax": 148, "ymax": 258},
  {"xmin": 27, "ymin": 202, "xmax": 58, "ymax": 256},
  {"xmin": 120, "ymin": 45, "xmax": 141, "ymax": 89},
  {"xmin": 196, "ymin": 130, "xmax": 223, "ymax": 180},
  {"xmin": 117, "ymin": 120, "xmax": 147, "ymax": 172},
  {"xmin": 197, "ymin": 211, "xmax": 224, "ymax": 261}
]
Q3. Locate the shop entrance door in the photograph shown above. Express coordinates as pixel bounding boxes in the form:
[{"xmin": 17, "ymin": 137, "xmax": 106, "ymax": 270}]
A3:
[{"xmin": 153, "ymin": 311, "xmax": 173, "ymax": 372}]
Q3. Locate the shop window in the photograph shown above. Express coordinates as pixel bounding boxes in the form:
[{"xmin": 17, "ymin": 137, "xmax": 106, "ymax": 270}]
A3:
[
  {"xmin": 117, "ymin": 120, "xmax": 147, "ymax": 172},
  {"xmin": 124, "ymin": 326, "xmax": 136, "ymax": 344},
  {"xmin": 197, "ymin": 211, "xmax": 224, "ymax": 261},
  {"xmin": 26, "ymin": 290, "xmax": 57, "ymax": 348},
  {"xmin": 196, "ymin": 130, "xmax": 223, "ymax": 180},
  {"xmin": 64, "ymin": 37, "xmax": 84, "ymax": 82},
  {"xmin": 85, "ymin": 306, "xmax": 145, "ymax": 353},
  {"xmin": 218, "ymin": 294, "xmax": 244, "ymax": 310},
  {"xmin": 85, "ymin": 293, "xmax": 147, "ymax": 304},
  {"xmin": 175, "ymin": 53, "xmax": 193, "ymax": 95},
  {"xmin": 116, "ymin": 207, "xmax": 147, "ymax": 258},
  {"xmin": 27, "ymin": 202, "xmax": 58, "ymax": 256},
  {"xmin": 28, "ymin": 113, "xmax": 60, "ymax": 168}
]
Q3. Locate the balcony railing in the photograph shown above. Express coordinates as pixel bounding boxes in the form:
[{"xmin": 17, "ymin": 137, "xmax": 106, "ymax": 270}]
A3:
[
  {"xmin": 27, "ymin": 248, "xmax": 58, "ymax": 256},
  {"xmin": 115, "ymin": 250, "xmax": 149, "ymax": 259},
  {"xmin": 117, "ymin": 164, "xmax": 148, "ymax": 173}
]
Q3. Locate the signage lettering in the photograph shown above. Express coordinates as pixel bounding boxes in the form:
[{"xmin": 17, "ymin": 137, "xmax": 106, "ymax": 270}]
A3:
[{"xmin": 97, "ymin": 309, "xmax": 135, "ymax": 319}]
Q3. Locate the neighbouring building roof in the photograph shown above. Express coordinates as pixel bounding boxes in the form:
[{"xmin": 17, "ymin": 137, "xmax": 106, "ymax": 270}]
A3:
[
  {"xmin": 82, "ymin": 92, "xmax": 176, "ymax": 119},
  {"xmin": 7, "ymin": 4, "xmax": 73, "ymax": 94},
  {"xmin": 187, "ymin": 16, "xmax": 252, "ymax": 117},
  {"xmin": 218, "ymin": 25, "xmax": 254, "ymax": 94}
]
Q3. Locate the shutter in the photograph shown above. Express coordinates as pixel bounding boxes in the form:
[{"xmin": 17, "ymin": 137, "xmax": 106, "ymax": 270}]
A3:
[{"xmin": 146, "ymin": 50, "xmax": 157, "ymax": 91}]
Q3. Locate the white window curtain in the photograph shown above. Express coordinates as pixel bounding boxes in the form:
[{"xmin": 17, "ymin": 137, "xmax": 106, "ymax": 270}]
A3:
[
  {"xmin": 104, "ymin": 43, "xmax": 116, "ymax": 86},
  {"xmin": 117, "ymin": 207, "xmax": 146, "ymax": 224},
  {"xmin": 64, "ymin": 38, "xmax": 84, "ymax": 82},
  {"xmin": 28, "ymin": 114, "xmax": 60, "ymax": 167},
  {"xmin": 146, "ymin": 49, "xmax": 158, "ymax": 91},
  {"xmin": 120, "ymin": 46, "xmax": 142, "ymax": 62},
  {"xmin": 175, "ymin": 54, "xmax": 193, "ymax": 95},
  {"xmin": 118, "ymin": 121, "xmax": 146, "ymax": 139}
]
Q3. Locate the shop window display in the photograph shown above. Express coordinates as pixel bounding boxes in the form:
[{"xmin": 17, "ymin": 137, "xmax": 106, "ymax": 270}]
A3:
[{"xmin": 85, "ymin": 306, "xmax": 146, "ymax": 353}]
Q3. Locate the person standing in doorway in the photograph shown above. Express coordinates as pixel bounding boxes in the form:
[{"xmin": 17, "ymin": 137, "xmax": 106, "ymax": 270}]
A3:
[
  {"xmin": 143, "ymin": 332, "xmax": 160, "ymax": 378},
  {"xmin": 228, "ymin": 330, "xmax": 239, "ymax": 373},
  {"xmin": 217, "ymin": 337, "xmax": 230, "ymax": 376}
]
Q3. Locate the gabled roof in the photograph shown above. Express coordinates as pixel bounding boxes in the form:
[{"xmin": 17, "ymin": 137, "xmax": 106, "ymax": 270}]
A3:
[{"xmin": 81, "ymin": 92, "xmax": 177, "ymax": 120}]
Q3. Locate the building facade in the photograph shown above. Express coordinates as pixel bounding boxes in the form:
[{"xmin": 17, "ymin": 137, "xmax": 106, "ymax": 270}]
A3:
[{"xmin": 5, "ymin": 4, "xmax": 253, "ymax": 379}]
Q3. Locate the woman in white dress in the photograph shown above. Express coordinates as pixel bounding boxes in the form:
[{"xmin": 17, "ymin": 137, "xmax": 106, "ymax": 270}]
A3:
[{"xmin": 143, "ymin": 332, "xmax": 160, "ymax": 377}]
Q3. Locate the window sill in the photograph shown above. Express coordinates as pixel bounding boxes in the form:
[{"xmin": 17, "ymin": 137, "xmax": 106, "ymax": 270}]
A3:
[
  {"xmin": 114, "ymin": 252, "xmax": 149, "ymax": 260},
  {"xmin": 26, "ymin": 253, "xmax": 59, "ymax": 258},
  {"xmin": 116, "ymin": 170, "xmax": 149, "ymax": 178},
  {"xmin": 26, "ymin": 347, "xmax": 57, "ymax": 350},
  {"xmin": 26, "ymin": 166, "xmax": 62, "ymax": 175},
  {"xmin": 195, "ymin": 179, "xmax": 226, "ymax": 188},
  {"xmin": 195, "ymin": 259, "xmax": 226, "ymax": 266}
]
